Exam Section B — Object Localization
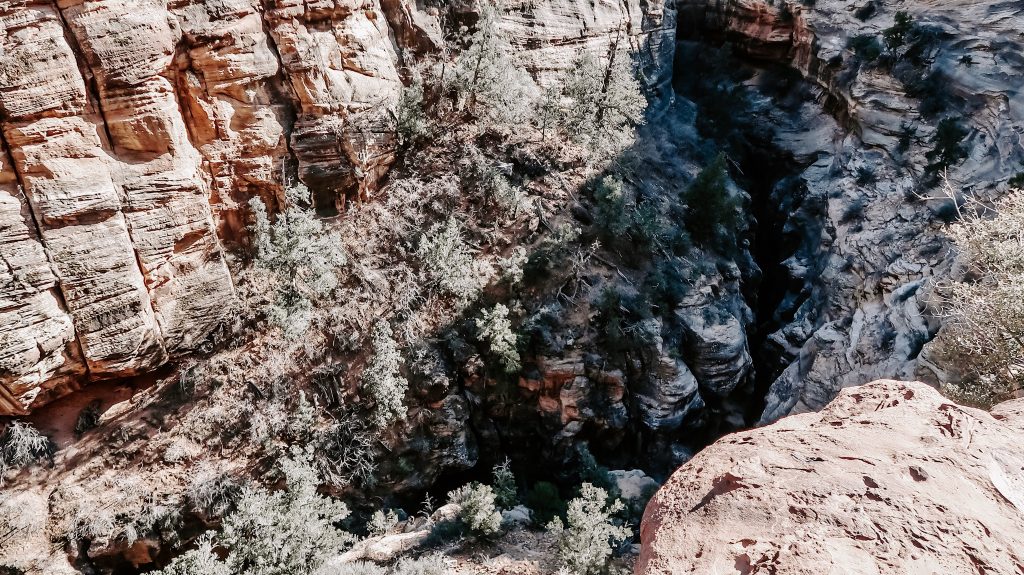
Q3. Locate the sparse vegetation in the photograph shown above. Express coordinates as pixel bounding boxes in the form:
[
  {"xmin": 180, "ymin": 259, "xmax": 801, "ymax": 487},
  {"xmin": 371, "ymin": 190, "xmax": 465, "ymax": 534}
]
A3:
[
  {"xmin": 492, "ymin": 458, "xmax": 518, "ymax": 509},
  {"xmin": 448, "ymin": 482, "xmax": 502, "ymax": 537},
  {"xmin": 551, "ymin": 46, "xmax": 647, "ymax": 158},
  {"xmin": 547, "ymin": 483, "xmax": 630, "ymax": 575},
  {"xmin": 248, "ymin": 189, "xmax": 348, "ymax": 340},
  {"xmin": 925, "ymin": 118, "xmax": 969, "ymax": 178},
  {"xmin": 366, "ymin": 508, "xmax": 400, "ymax": 537},
  {"xmin": 476, "ymin": 304, "xmax": 521, "ymax": 374},
  {"xmin": 682, "ymin": 154, "xmax": 740, "ymax": 251},
  {"xmin": 934, "ymin": 190, "xmax": 1024, "ymax": 407},
  {"xmin": 154, "ymin": 447, "xmax": 354, "ymax": 575},
  {"xmin": 416, "ymin": 217, "xmax": 482, "ymax": 305},
  {"xmin": 0, "ymin": 421, "xmax": 50, "ymax": 482},
  {"xmin": 448, "ymin": 0, "xmax": 532, "ymax": 127},
  {"xmin": 361, "ymin": 322, "xmax": 409, "ymax": 428},
  {"xmin": 848, "ymin": 34, "xmax": 883, "ymax": 63}
]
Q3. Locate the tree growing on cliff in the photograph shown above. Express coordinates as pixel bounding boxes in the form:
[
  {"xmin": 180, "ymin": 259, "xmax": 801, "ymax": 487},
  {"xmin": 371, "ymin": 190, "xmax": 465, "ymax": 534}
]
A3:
[
  {"xmin": 450, "ymin": 0, "xmax": 532, "ymax": 126},
  {"xmin": 0, "ymin": 421, "xmax": 51, "ymax": 483},
  {"xmin": 417, "ymin": 217, "xmax": 482, "ymax": 305},
  {"xmin": 934, "ymin": 189, "xmax": 1024, "ymax": 407},
  {"xmin": 547, "ymin": 483, "xmax": 630, "ymax": 575},
  {"xmin": 545, "ymin": 43, "xmax": 646, "ymax": 157},
  {"xmin": 476, "ymin": 304, "xmax": 521, "ymax": 373},
  {"xmin": 682, "ymin": 154, "xmax": 740, "ymax": 252},
  {"xmin": 924, "ymin": 118, "xmax": 969, "ymax": 179},
  {"xmin": 361, "ymin": 322, "xmax": 409, "ymax": 428},
  {"xmin": 248, "ymin": 190, "xmax": 348, "ymax": 340}
]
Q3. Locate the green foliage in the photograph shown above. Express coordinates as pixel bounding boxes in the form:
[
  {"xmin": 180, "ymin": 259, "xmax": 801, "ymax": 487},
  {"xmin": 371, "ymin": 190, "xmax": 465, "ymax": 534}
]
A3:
[
  {"xmin": 903, "ymin": 69, "xmax": 956, "ymax": 119},
  {"xmin": 492, "ymin": 458, "xmax": 518, "ymax": 509},
  {"xmin": 449, "ymin": 0, "xmax": 532, "ymax": 126},
  {"xmin": 925, "ymin": 118, "xmax": 969, "ymax": 177},
  {"xmin": 390, "ymin": 555, "xmax": 449, "ymax": 575},
  {"xmin": 525, "ymin": 481, "xmax": 566, "ymax": 526},
  {"xmin": 316, "ymin": 557, "xmax": 449, "ymax": 575},
  {"xmin": 575, "ymin": 444, "xmax": 617, "ymax": 496},
  {"xmin": 73, "ymin": 401, "xmax": 101, "ymax": 437},
  {"xmin": 848, "ymin": 34, "xmax": 882, "ymax": 63},
  {"xmin": 593, "ymin": 175, "xmax": 631, "ymax": 239},
  {"xmin": 154, "ymin": 446, "xmax": 354, "ymax": 575},
  {"xmin": 417, "ymin": 217, "xmax": 481, "ymax": 304},
  {"xmin": 547, "ymin": 483, "xmax": 630, "ymax": 575},
  {"xmin": 589, "ymin": 175, "xmax": 665, "ymax": 254},
  {"xmin": 0, "ymin": 421, "xmax": 50, "ymax": 481},
  {"xmin": 476, "ymin": 304, "xmax": 521, "ymax": 374},
  {"xmin": 186, "ymin": 465, "xmax": 240, "ymax": 518},
  {"xmin": 549, "ymin": 47, "xmax": 647, "ymax": 157},
  {"xmin": 936, "ymin": 191, "xmax": 1024, "ymax": 407},
  {"xmin": 593, "ymin": 288, "xmax": 656, "ymax": 360},
  {"xmin": 643, "ymin": 261, "xmax": 687, "ymax": 314},
  {"xmin": 883, "ymin": 11, "xmax": 914, "ymax": 51},
  {"xmin": 361, "ymin": 322, "xmax": 409, "ymax": 428},
  {"xmin": 150, "ymin": 533, "xmax": 231, "ymax": 575},
  {"xmin": 855, "ymin": 166, "xmax": 876, "ymax": 186},
  {"xmin": 1010, "ymin": 172, "xmax": 1024, "ymax": 188},
  {"xmin": 897, "ymin": 121, "xmax": 917, "ymax": 154},
  {"xmin": 249, "ymin": 191, "xmax": 347, "ymax": 339},
  {"xmin": 315, "ymin": 414, "xmax": 378, "ymax": 488},
  {"xmin": 447, "ymin": 482, "xmax": 502, "ymax": 537},
  {"xmin": 366, "ymin": 508, "xmax": 400, "ymax": 537},
  {"xmin": 682, "ymin": 154, "xmax": 739, "ymax": 250},
  {"xmin": 461, "ymin": 144, "xmax": 522, "ymax": 217},
  {"xmin": 396, "ymin": 75, "xmax": 429, "ymax": 150}
]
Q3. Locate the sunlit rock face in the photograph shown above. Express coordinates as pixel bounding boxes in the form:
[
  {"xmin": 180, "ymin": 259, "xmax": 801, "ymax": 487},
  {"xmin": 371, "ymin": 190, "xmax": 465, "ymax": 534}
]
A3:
[{"xmin": 639, "ymin": 380, "xmax": 1024, "ymax": 575}]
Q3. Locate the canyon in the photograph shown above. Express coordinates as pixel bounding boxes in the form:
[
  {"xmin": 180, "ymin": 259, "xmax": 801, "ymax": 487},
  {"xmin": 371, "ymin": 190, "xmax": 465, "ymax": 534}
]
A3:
[{"xmin": 1, "ymin": 0, "xmax": 1023, "ymax": 572}]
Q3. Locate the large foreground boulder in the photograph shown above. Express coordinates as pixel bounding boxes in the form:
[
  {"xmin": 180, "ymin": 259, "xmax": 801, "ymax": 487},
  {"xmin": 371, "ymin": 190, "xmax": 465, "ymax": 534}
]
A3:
[{"xmin": 637, "ymin": 380, "xmax": 1024, "ymax": 574}]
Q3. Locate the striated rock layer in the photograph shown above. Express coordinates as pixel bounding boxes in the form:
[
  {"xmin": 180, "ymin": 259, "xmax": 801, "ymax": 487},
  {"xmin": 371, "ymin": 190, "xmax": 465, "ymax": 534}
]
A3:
[
  {"xmin": 638, "ymin": 380, "xmax": 1024, "ymax": 574},
  {"xmin": 677, "ymin": 0, "xmax": 1024, "ymax": 422},
  {"xmin": 0, "ymin": 0, "xmax": 675, "ymax": 415}
]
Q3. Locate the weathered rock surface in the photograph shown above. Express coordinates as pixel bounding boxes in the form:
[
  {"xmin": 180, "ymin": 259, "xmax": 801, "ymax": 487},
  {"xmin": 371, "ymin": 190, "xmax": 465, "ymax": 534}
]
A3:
[
  {"xmin": 638, "ymin": 380, "xmax": 1024, "ymax": 574},
  {"xmin": 678, "ymin": 0, "xmax": 1024, "ymax": 422}
]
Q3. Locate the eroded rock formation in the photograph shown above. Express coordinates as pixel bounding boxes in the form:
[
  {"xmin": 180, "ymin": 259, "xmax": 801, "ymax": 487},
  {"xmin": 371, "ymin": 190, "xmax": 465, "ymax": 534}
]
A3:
[
  {"xmin": 0, "ymin": 0, "xmax": 675, "ymax": 415},
  {"xmin": 638, "ymin": 380, "xmax": 1024, "ymax": 574}
]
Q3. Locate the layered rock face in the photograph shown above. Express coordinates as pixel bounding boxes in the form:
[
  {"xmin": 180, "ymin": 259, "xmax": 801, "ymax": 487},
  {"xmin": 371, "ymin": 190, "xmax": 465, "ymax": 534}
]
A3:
[
  {"xmin": 678, "ymin": 0, "xmax": 1024, "ymax": 422},
  {"xmin": 0, "ymin": 0, "xmax": 675, "ymax": 415},
  {"xmin": 638, "ymin": 380, "xmax": 1024, "ymax": 574}
]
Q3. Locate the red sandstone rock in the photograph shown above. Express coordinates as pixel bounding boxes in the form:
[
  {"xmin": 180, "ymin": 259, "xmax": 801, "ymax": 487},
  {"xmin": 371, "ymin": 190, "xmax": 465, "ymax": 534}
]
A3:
[{"xmin": 637, "ymin": 380, "xmax": 1024, "ymax": 574}]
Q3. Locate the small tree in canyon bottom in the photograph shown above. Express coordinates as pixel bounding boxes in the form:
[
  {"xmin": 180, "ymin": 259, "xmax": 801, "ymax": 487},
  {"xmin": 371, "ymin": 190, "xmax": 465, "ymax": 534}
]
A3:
[
  {"xmin": 548, "ymin": 483, "xmax": 630, "ymax": 575},
  {"xmin": 152, "ymin": 447, "xmax": 354, "ymax": 575}
]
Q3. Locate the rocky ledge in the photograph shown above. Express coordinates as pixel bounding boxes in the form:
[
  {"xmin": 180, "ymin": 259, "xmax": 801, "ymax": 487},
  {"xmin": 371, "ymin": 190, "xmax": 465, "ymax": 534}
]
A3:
[{"xmin": 638, "ymin": 380, "xmax": 1024, "ymax": 574}]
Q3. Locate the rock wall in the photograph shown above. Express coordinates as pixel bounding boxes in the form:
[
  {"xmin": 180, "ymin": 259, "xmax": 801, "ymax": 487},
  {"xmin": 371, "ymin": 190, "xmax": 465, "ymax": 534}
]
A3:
[
  {"xmin": 678, "ymin": 0, "xmax": 1024, "ymax": 422},
  {"xmin": 0, "ymin": 0, "xmax": 675, "ymax": 415},
  {"xmin": 637, "ymin": 380, "xmax": 1024, "ymax": 574}
]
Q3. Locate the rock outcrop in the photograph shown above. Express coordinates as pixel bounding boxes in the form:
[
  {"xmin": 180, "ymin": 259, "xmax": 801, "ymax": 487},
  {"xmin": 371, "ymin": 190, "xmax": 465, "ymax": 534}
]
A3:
[{"xmin": 637, "ymin": 380, "xmax": 1024, "ymax": 574}]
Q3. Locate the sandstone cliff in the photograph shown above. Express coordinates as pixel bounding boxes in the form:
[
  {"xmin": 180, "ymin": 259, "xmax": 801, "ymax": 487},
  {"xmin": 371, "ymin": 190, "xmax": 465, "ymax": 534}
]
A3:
[
  {"xmin": 638, "ymin": 380, "xmax": 1024, "ymax": 574},
  {"xmin": 0, "ymin": 0, "xmax": 675, "ymax": 415}
]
